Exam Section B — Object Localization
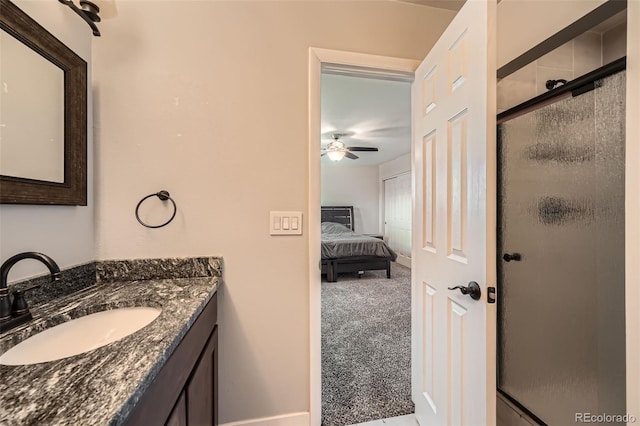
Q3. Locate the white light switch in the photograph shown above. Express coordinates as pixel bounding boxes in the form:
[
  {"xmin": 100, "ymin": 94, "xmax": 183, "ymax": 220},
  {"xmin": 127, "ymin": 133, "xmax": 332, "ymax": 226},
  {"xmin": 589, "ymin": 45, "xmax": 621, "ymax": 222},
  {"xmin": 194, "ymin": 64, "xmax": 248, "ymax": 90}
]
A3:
[{"xmin": 270, "ymin": 211, "xmax": 303, "ymax": 235}]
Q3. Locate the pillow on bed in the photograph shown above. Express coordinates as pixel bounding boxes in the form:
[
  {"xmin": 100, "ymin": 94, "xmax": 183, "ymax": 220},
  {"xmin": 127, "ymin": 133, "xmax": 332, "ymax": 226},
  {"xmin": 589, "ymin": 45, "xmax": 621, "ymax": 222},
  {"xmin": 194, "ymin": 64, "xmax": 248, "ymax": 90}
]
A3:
[{"xmin": 321, "ymin": 221, "xmax": 353, "ymax": 234}]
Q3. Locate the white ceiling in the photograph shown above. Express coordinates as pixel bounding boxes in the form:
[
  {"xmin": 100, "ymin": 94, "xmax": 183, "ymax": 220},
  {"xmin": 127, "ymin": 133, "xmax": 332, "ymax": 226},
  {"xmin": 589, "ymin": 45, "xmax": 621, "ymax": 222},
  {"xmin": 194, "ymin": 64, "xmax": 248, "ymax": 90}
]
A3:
[
  {"xmin": 319, "ymin": 0, "xmax": 465, "ymax": 168},
  {"xmin": 321, "ymin": 73, "xmax": 412, "ymax": 167}
]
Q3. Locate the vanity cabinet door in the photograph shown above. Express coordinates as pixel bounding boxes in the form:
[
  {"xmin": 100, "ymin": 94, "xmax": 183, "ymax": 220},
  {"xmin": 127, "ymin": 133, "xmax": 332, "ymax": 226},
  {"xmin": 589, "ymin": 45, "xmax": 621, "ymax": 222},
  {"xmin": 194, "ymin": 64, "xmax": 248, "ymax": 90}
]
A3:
[
  {"xmin": 187, "ymin": 326, "xmax": 218, "ymax": 425},
  {"xmin": 125, "ymin": 294, "xmax": 217, "ymax": 426},
  {"xmin": 165, "ymin": 390, "xmax": 187, "ymax": 426}
]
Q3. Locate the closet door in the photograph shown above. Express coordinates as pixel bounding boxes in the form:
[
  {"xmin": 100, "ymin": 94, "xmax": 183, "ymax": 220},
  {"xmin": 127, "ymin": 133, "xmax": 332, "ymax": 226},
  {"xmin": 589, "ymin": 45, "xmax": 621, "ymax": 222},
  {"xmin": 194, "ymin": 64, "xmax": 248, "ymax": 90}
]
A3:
[{"xmin": 384, "ymin": 173, "xmax": 412, "ymax": 263}]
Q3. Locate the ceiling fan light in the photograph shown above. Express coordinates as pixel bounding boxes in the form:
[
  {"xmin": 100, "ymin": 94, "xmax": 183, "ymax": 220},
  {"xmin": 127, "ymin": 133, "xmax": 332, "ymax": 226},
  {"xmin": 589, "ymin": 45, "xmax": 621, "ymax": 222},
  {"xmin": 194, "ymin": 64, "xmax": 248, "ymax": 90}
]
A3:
[{"xmin": 327, "ymin": 150, "xmax": 346, "ymax": 161}]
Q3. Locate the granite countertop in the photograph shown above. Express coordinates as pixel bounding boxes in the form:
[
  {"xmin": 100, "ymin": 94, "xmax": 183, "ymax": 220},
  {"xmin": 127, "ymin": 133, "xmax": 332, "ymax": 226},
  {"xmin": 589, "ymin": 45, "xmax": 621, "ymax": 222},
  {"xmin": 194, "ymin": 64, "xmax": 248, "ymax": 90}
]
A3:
[{"xmin": 0, "ymin": 257, "xmax": 221, "ymax": 425}]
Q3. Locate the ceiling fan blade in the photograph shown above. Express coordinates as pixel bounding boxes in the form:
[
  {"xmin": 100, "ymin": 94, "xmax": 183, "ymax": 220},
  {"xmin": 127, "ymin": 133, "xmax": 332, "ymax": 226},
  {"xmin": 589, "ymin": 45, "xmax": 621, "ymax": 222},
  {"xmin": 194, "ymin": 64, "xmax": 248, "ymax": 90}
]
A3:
[
  {"xmin": 364, "ymin": 125, "xmax": 408, "ymax": 135},
  {"xmin": 347, "ymin": 147, "xmax": 378, "ymax": 152},
  {"xmin": 344, "ymin": 151, "xmax": 359, "ymax": 160},
  {"xmin": 321, "ymin": 130, "xmax": 355, "ymax": 139}
]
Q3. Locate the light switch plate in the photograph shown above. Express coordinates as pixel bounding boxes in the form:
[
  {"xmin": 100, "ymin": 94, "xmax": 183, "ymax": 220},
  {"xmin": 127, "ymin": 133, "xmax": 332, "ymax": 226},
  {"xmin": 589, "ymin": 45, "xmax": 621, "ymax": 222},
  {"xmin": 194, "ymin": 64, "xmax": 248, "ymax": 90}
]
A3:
[{"xmin": 270, "ymin": 211, "xmax": 302, "ymax": 235}]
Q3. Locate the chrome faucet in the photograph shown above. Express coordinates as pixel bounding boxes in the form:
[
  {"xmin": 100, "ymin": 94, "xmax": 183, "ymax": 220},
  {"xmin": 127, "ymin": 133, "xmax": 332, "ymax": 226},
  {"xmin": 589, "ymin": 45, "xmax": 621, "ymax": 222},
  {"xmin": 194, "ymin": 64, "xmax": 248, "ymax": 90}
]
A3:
[{"xmin": 0, "ymin": 252, "xmax": 61, "ymax": 332}]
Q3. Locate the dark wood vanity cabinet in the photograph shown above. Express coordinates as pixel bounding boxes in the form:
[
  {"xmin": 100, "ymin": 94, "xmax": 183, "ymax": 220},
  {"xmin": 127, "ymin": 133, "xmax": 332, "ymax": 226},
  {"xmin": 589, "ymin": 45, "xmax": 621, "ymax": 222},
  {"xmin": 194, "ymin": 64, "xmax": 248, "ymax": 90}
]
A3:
[
  {"xmin": 126, "ymin": 293, "xmax": 218, "ymax": 426},
  {"xmin": 165, "ymin": 391, "xmax": 187, "ymax": 426},
  {"xmin": 186, "ymin": 326, "xmax": 218, "ymax": 425}
]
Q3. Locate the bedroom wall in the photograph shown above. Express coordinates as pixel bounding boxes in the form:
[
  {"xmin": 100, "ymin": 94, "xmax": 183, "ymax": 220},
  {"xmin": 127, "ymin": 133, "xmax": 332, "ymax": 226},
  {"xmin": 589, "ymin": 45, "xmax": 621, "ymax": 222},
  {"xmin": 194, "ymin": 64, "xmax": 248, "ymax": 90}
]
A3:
[
  {"xmin": 379, "ymin": 153, "xmax": 411, "ymax": 180},
  {"xmin": 92, "ymin": 2, "xmax": 456, "ymax": 424},
  {"xmin": 321, "ymin": 165, "xmax": 380, "ymax": 234},
  {"xmin": 0, "ymin": 1, "xmax": 94, "ymax": 283}
]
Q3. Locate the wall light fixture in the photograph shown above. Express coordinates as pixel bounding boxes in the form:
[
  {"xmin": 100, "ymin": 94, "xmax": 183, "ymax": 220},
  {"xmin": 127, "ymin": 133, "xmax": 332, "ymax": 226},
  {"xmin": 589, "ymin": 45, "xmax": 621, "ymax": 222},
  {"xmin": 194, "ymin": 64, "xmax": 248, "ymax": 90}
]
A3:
[{"xmin": 58, "ymin": 0, "xmax": 114, "ymax": 36}]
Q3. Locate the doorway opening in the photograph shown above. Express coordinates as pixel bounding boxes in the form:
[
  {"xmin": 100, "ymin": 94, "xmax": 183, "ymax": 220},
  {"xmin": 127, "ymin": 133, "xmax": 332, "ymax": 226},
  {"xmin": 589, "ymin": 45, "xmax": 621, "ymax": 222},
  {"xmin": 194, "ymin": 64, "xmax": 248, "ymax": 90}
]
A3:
[
  {"xmin": 319, "ymin": 64, "xmax": 414, "ymax": 426},
  {"xmin": 308, "ymin": 48, "xmax": 418, "ymax": 426}
]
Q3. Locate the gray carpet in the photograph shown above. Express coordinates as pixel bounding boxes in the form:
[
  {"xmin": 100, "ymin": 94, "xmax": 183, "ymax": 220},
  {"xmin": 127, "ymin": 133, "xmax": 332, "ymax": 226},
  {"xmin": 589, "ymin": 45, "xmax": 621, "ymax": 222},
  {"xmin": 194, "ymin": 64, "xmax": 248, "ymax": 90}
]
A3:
[{"xmin": 321, "ymin": 263, "xmax": 414, "ymax": 426}]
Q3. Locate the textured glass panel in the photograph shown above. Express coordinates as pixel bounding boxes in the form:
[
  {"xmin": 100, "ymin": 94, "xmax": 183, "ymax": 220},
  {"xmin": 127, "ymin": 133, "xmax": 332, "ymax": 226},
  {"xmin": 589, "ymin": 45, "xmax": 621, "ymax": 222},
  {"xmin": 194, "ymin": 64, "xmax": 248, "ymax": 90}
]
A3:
[
  {"xmin": 593, "ymin": 71, "xmax": 626, "ymax": 419},
  {"xmin": 498, "ymin": 71, "xmax": 626, "ymax": 425}
]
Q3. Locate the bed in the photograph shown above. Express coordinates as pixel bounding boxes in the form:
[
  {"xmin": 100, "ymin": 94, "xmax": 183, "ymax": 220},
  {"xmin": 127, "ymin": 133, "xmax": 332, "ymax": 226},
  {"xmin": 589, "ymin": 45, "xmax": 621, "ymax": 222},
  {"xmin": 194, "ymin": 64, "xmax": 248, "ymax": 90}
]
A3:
[{"xmin": 321, "ymin": 206, "xmax": 397, "ymax": 282}]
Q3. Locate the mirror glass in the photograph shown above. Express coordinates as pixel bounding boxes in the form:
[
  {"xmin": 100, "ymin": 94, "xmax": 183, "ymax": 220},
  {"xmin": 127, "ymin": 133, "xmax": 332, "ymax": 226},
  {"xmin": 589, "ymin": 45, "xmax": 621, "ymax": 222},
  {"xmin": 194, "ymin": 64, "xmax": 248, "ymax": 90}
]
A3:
[
  {"xmin": 0, "ymin": 29, "xmax": 65, "ymax": 183},
  {"xmin": 0, "ymin": 0, "xmax": 87, "ymax": 206}
]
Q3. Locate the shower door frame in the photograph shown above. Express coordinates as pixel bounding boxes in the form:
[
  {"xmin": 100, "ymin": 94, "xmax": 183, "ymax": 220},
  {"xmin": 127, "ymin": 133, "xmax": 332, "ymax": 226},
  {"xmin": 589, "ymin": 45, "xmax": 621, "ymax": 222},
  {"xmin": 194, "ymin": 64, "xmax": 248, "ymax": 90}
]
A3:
[
  {"xmin": 496, "ymin": 57, "xmax": 627, "ymax": 424},
  {"xmin": 496, "ymin": 57, "xmax": 625, "ymax": 123}
]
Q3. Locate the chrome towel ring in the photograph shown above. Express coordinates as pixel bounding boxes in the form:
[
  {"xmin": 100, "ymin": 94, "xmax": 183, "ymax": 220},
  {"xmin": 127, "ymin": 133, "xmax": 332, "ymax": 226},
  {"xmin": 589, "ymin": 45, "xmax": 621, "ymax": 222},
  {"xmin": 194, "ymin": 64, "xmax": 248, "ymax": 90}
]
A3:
[{"xmin": 135, "ymin": 190, "xmax": 177, "ymax": 229}]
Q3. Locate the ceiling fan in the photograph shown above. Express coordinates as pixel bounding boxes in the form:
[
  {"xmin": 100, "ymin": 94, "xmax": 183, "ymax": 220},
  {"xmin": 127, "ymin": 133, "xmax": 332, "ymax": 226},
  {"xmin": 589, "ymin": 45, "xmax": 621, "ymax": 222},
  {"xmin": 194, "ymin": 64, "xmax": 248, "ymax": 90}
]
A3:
[{"xmin": 321, "ymin": 132, "xmax": 379, "ymax": 161}]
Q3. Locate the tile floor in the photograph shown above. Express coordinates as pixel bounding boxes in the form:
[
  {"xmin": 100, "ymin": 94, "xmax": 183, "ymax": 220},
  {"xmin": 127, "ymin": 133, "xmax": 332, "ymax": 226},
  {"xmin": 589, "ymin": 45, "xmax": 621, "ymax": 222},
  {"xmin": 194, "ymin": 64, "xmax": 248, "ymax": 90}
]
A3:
[
  {"xmin": 349, "ymin": 414, "xmax": 418, "ymax": 426},
  {"xmin": 348, "ymin": 392, "xmax": 542, "ymax": 426}
]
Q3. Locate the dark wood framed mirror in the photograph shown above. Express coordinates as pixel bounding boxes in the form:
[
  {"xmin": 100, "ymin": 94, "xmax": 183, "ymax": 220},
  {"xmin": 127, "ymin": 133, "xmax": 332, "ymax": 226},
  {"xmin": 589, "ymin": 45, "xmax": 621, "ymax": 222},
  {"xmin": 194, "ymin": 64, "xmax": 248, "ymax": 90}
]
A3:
[{"xmin": 0, "ymin": 0, "xmax": 87, "ymax": 205}]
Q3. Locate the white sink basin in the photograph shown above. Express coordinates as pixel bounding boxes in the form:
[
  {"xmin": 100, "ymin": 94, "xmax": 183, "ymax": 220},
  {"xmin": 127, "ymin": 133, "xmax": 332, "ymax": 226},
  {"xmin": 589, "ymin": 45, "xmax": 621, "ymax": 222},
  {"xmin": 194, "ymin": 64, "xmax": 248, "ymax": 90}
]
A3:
[{"xmin": 0, "ymin": 306, "xmax": 161, "ymax": 366}]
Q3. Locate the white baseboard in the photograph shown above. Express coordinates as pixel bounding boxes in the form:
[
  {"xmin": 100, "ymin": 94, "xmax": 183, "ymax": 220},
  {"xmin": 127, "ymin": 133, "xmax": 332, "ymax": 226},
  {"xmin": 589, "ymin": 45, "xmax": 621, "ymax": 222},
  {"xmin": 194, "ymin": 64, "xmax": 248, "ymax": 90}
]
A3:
[
  {"xmin": 395, "ymin": 255, "xmax": 411, "ymax": 269},
  {"xmin": 220, "ymin": 412, "xmax": 309, "ymax": 426}
]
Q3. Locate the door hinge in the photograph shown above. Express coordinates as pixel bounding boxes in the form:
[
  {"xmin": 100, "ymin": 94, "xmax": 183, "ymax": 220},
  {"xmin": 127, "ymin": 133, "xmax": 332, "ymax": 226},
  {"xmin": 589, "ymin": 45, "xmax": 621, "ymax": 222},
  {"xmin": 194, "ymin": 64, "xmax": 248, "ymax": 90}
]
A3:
[{"xmin": 488, "ymin": 287, "xmax": 496, "ymax": 304}]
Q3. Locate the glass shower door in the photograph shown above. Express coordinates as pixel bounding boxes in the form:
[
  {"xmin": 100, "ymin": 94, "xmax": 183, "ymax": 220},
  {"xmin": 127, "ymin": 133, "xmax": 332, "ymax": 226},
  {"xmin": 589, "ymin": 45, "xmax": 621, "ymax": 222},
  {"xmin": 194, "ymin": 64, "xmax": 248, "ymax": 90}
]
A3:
[{"xmin": 498, "ymin": 70, "xmax": 626, "ymax": 425}]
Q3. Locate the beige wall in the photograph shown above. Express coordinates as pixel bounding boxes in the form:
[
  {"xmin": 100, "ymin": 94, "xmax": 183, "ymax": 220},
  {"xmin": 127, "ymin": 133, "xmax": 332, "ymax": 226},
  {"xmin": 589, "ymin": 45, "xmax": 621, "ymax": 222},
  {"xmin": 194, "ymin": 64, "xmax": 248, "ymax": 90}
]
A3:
[
  {"xmin": 625, "ymin": 0, "xmax": 640, "ymax": 417},
  {"xmin": 93, "ymin": 2, "xmax": 455, "ymax": 423},
  {"xmin": 0, "ymin": 0, "xmax": 94, "ymax": 283},
  {"xmin": 626, "ymin": 0, "xmax": 640, "ymax": 418}
]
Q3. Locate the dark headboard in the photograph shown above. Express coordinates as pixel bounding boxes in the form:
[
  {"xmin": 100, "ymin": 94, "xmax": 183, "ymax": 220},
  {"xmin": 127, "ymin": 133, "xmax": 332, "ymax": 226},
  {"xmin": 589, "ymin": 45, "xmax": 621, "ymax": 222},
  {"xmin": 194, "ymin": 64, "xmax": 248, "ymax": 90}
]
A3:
[{"xmin": 321, "ymin": 206, "xmax": 354, "ymax": 231}]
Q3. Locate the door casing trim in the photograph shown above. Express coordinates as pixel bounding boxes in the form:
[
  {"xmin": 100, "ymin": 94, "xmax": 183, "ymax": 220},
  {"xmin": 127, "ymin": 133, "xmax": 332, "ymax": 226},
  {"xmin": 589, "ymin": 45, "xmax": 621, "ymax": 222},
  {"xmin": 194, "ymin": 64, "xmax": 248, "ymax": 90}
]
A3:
[{"xmin": 308, "ymin": 47, "xmax": 419, "ymax": 426}]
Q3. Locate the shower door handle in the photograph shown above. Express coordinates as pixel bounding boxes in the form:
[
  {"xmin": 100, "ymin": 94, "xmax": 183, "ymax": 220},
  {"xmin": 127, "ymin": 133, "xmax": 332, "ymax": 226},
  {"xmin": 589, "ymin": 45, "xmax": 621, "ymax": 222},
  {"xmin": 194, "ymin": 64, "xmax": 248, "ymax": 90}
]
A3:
[
  {"xmin": 503, "ymin": 253, "xmax": 521, "ymax": 262},
  {"xmin": 448, "ymin": 281, "xmax": 481, "ymax": 301}
]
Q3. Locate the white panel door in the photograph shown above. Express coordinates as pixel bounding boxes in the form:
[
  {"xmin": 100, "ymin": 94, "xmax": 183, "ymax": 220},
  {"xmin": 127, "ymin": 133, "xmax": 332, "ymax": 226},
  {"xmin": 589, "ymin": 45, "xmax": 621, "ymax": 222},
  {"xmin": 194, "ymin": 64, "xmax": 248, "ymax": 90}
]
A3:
[
  {"xmin": 411, "ymin": 1, "xmax": 496, "ymax": 425},
  {"xmin": 384, "ymin": 173, "xmax": 412, "ymax": 259}
]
